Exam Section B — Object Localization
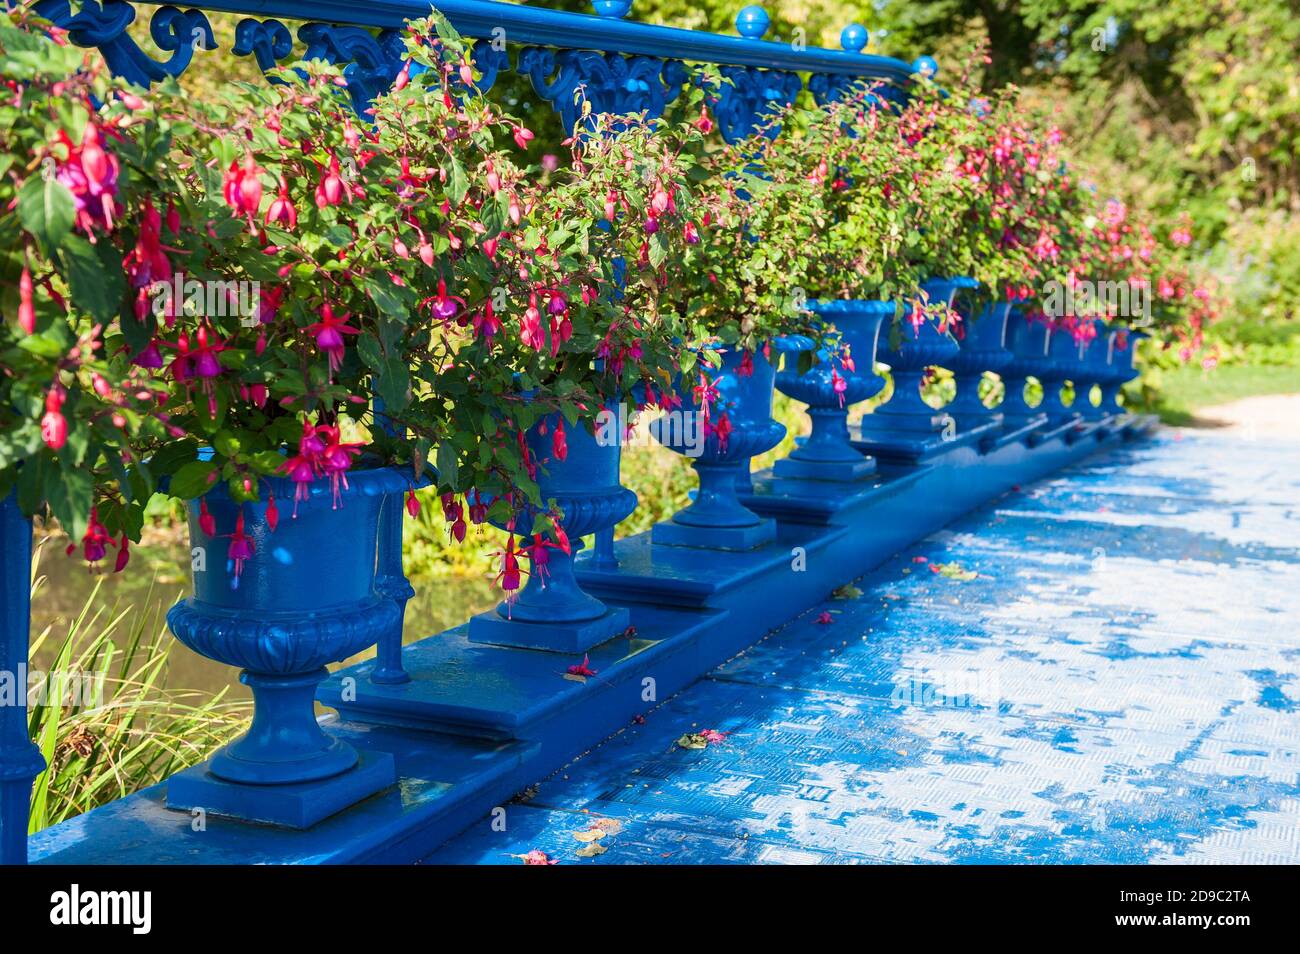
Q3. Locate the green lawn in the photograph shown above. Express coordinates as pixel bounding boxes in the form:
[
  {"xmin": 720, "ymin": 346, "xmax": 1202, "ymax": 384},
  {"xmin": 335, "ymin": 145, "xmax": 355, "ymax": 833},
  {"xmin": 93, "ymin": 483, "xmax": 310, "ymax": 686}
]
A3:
[{"xmin": 1135, "ymin": 361, "xmax": 1300, "ymax": 425}]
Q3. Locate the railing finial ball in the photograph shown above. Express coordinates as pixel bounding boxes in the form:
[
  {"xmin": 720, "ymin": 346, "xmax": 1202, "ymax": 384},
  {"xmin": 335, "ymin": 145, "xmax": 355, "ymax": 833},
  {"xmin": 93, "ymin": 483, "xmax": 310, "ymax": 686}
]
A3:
[
  {"xmin": 591, "ymin": 0, "xmax": 633, "ymax": 18},
  {"xmin": 841, "ymin": 23, "xmax": 869, "ymax": 53},
  {"xmin": 735, "ymin": 5, "xmax": 770, "ymax": 40},
  {"xmin": 912, "ymin": 55, "xmax": 939, "ymax": 79}
]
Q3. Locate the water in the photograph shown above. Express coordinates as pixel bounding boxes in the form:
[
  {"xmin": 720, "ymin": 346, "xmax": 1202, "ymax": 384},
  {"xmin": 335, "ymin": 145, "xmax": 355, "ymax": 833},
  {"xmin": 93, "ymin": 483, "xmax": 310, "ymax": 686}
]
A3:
[{"xmin": 29, "ymin": 530, "xmax": 500, "ymax": 700}]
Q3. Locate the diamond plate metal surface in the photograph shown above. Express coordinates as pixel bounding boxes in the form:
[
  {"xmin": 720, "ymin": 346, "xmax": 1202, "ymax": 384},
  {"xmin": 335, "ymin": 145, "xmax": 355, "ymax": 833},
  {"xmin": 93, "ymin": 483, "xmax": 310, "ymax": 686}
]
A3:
[{"xmin": 425, "ymin": 433, "xmax": 1300, "ymax": 865}]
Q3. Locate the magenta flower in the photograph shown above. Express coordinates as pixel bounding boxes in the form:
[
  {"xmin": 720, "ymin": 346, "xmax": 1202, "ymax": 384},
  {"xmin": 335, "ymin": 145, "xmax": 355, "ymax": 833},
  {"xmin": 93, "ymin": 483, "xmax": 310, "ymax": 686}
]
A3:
[
  {"xmin": 225, "ymin": 513, "xmax": 255, "ymax": 588},
  {"xmin": 304, "ymin": 304, "xmax": 359, "ymax": 374}
]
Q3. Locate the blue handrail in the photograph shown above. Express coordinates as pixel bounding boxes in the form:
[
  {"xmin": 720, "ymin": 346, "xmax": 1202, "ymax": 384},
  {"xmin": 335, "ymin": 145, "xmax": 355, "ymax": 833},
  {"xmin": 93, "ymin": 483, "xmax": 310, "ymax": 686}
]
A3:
[{"xmin": 33, "ymin": 1, "xmax": 922, "ymax": 135}]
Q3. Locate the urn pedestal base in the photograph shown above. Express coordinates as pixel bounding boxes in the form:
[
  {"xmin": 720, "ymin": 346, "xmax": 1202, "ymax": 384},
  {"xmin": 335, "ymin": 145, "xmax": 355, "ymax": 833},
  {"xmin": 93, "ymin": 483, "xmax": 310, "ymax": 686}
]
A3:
[
  {"xmin": 849, "ymin": 416, "xmax": 1000, "ymax": 463},
  {"xmin": 468, "ymin": 604, "xmax": 631, "ymax": 654},
  {"xmin": 652, "ymin": 516, "xmax": 777, "ymax": 551},
  {"xmin": 773, "ymin": 447, "xmax": 877, "ymax": 483},
  {"xmin": 167, "ymin": 749, "xmax": 396, "ymax": 830}
]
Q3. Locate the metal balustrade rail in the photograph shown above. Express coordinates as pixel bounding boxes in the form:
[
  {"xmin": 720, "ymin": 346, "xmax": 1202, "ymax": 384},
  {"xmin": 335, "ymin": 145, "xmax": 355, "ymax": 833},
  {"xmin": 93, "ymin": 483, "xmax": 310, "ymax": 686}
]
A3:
[
  {"xmin": 32, "ymin": 0, "xmax": 923, "ymax": 133},
  {"xmin": 4, "ymin": 1, "xmax": 1152, "ymax": 867},
  {"xmin": 2, "ymin": 0, "xmax": 930, "ymax": 865}
]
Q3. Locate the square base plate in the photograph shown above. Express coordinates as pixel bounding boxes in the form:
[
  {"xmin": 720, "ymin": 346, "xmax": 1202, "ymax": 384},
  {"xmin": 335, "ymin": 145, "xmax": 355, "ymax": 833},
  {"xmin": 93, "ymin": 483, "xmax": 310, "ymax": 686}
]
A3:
[
  {"xmin": 652, "ymin": 517, "xmax": 777, "ymax": 551},
  {"xmin": 166, "ymin": 749, "xmax": 396, "ymax": 829},
  {"xmin": 467, "ymin": 604, "xmax": 631, "ymax": 654},
  {"xmin": 773, "ymin": 454, "xmax": 877, "ymax": 483}
]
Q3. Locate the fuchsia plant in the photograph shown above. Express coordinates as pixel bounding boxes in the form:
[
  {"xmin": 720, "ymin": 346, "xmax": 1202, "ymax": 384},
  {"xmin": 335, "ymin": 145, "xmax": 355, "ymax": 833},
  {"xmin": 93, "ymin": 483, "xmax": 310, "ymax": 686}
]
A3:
[{"xmin": 0, "ymin": 7, "xmax": 1218, "ymax": 597}]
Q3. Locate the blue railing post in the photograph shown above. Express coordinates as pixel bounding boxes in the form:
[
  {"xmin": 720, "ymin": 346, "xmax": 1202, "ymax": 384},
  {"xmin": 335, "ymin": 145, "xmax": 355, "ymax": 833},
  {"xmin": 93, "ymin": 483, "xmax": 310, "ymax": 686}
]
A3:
[
  {"xmin": 370, "ymin": 395, "xmax": 413, "ymax": 685},
  {"xmin": 1, "ymin": 491, "xmax": 44, "ymax": 865}
]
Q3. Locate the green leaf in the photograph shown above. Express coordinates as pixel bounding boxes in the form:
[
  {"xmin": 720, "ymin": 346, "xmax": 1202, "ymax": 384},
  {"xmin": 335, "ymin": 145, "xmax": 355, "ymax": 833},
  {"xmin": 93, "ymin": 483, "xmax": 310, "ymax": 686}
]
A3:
[
  {"xmin": 435, "ymin": 441, "xmax": 459, "ymax": 490},
  {"xmin": 374, "ymin": 356, "xmax": 409, "ymax": 412},
  {"xmin": 448, "ymin": 155, "xmax": 468, "ymax": 205},
  {"xmin": 168, "ymin": 460, "xmax": 218, "ymax": 500},
  {"xmin": 46, "ymin": 465, "xmax": 93, "ymax": 541},
  {"xmin": 17, "ymin": 175, "xmax": 76, "ymax": 254},
  {"xmin": 60, "ymin": 236, "xmax": 125, "ymax": 322}
]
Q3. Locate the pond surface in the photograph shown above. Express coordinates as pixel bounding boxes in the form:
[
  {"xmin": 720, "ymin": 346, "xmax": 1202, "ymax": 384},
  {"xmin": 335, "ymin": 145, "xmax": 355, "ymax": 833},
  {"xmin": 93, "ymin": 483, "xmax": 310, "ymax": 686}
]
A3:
[{"xmin": 29, "ymin": 531, "xmax": 500, "ymax": 701}]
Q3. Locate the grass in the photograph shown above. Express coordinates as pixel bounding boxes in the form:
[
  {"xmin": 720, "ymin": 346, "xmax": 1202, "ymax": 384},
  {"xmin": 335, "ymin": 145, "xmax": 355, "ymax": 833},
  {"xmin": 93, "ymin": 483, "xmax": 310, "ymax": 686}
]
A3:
[
  {"xmin": 1134, "ymin": 362, "xmax": 1300, "ymax": 425},
  {"xmin": 26, "ymin": 541, "xmax": 250, "ymax": 832}
]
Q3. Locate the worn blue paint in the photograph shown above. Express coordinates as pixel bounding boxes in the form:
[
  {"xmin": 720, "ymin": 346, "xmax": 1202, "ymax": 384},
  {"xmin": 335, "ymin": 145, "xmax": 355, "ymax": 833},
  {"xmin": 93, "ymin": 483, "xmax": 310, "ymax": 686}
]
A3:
[
  {"xmin": 26, "ymin": 404, "xmax": 1152, "ymax": 863},
  {"xmin": 469, "ymin": 413, "xmax": 636, "ymax": 653},
  {"xmin": 3, "ymin": 0, "xmax": 1173, "ymax": 866},
  {"xmin": 163, "ymin": 467, "xmax": 410, "ymax": 825},
  {"xmin": 774, "ymin": 299, "xmax": 890, "ymax": 483},
  {"xmin": 426, "ymin": 430, "xmax": 1300, "ymax": 865}
]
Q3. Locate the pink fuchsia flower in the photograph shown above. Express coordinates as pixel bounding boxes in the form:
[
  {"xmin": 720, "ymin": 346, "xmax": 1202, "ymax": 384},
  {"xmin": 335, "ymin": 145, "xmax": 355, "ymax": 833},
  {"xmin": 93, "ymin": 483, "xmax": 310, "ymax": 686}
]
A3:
[
  {"xmin": 522, "ymin": 533, "xmax": 554, "ymax": 581},
  {"xmin": 707, "ymin": 412, "xmax": 732, "ymax": 454},
  {"xmin": 305, "ymin": 304, "xmax": 359, "ymax": 374},
  {"xmin": 494, "ymin": 536, "xmax": 524, "ymax": 599},
  {"xmin": 521, "ymin": 295, "xmax": 546, "ymax": 351},
  {"xmin": 125, "ymin": 202, "xmax": 170, "ymax": 289},
  {"xmin": 314, "ymin": 154, "xmax": 352, "ymax": 208},
  {"xmin": 66, "ymin": 507, "xmax": 115, "ymax": 567},
  {"xmin": 406, "ymin": 489, "xmax": 420, "ymax": 518},
  {"xmin": 223, "ymin": 154, "xmax": 264, "ymax": 218},
  {"xmin": 132, "ymin": 339, "xmax": 165, "ymax": 369},
  {"xmin": 316, "ymin": 424, "xmax": 363, "ymax": 508},
  {"xmin": 472, "ymin": 301, "xmax": 502, "ymax": 342},
  {"xmin": 566, "ymin": 654, "xmax": 597, "ymax": 678},
  {"xmin": 512, "ymin": 125, "xmax": 534, "ymax": 150},
  {"xmin": 199, "ymin": 498, "xmax": 216, "ymax": 537},
  {"xmin": 541, "ymin": 153, "xmax": 559, "ymax": 173},
  {"xmin": 113, "ymin": 533, "xmax": 130, "ymax": 573},
  {"xmin": 18, "ymin": 265, "xmax": 34, "ymax": 334},
  {"xmin": 265, "ymin": 180, "xmax": 297, "ymax": 229},
  {"xmin": 698, "ymin": 729, "xmax": 728, "ymax": 744},
  {"xmin": 831, "ymin": 369, "xmax": 847, "ymax": 408},
  {"xmin": 265, "ymin": 493, "xmax": 280, "ymax": 533},
  {"xmin": 225, "ymin": 512, "xmax": 255, "ymax": 588},
  {"xmin": 552, "ymin": 418, "xmax": 567, "ymax": 462},
  {"xmin": 516, "ymin": 850, "xmax": 557, "ymax": 866},
  {"xmin": 40, "ymin": 384, "xmax": 67, "ymax": 451},
  {"xmin": 428, "ymin": 278, "xmax": 465, "ymax": 322},
  {"xmin": 692, "ymin": 373, "xmax": 719, "ymax": 420},
  {"xmin": 816, "ymin": 611, "xmax": 833, "ymax": 624},
  {"xmin": 54, "ymin": 124, "xmax": 120, "ymax": 233}
]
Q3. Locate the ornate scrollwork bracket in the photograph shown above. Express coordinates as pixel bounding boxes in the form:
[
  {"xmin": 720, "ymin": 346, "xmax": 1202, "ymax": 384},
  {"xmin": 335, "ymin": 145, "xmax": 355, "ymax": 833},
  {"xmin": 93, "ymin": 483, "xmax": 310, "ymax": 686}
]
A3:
[
  {"xmin": 519, "ymin": 47, "xmax": 688, "ymax": 134},
  {"xmin": 711, "ymin": 66, "xmax": 802, "ymax": 143},
  {"xmin": 34, "ymin": 0, "xmax": 215, "ymax": 88}
]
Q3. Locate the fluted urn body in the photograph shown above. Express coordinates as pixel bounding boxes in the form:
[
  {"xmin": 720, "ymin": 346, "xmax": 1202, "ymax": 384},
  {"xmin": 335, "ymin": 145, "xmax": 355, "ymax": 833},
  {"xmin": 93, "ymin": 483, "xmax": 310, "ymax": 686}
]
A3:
[
  {"xmin": 1038, "ymin": 324, "xmax": 1086, "ymax": 419},
  {"xmin": 168, "ymin": 466, "xmax": 407, "ymax": 785},
  {"xmin": 492, "ymin": 412, "xmax": 636, "ymax": 627},
  {"xmin": 774, "ymin": 299, "xmax": 889, "ymax": 481},
  {"xmin": 1072, "ymin": 319, "xmax": 1113, "ymax": 420},
  {"xmin": 652, "ymin": 347, "xmax": 784, "ymax": 548},
  {"xmin": 1000, "ymin": 312, "xmax": 1053, "ymax": 418},
  {"xmin": 869, "ymin": 277, "xmax": 968, "ymax": 430},
  {"xmin": 948, "ymin": 302, "xmax": 1013, "ymax": 418},
  {"xmin": 1098, "ymin": 329, "xmax": 1145, "ymax": 414}
]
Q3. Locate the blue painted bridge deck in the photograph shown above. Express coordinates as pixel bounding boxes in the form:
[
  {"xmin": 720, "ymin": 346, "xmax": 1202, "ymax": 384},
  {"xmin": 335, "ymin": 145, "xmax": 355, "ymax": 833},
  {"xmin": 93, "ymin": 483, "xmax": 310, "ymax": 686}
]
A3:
[{"xmin": 426, "ymin": 431, "xmax": 1300, "ymax": 864}]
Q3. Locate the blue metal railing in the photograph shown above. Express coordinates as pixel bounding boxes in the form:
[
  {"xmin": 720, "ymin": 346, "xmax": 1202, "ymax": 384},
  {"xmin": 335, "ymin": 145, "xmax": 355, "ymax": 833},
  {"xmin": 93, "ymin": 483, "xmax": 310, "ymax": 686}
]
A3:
[
  {"xmin": 2, "ymin": 0, "xmax": 929, "ymax": 864},
  {"xmin": 32, "ymin": 1, "xmax": 921, "ymax": 134}
]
